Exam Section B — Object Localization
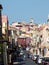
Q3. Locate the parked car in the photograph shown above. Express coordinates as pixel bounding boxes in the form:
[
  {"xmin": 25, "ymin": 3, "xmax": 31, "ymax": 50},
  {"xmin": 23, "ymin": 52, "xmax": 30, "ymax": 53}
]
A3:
[
  {"xmin": 33, "ymin": 54, "xmax": 39, "ymax": 63},
  {"xmin": 19, "ymin": 54, "xmax": 27, "ymax": 61},
  {"xmin": 19, "ymin": 48, "xmax": 28, "ymax": 61},
  {"xmin": 19, "ymin": 50, "xmax": 24, "ymax": 56},
  {"xmin": 37, "ymin": 56, "xmax": 44, "ymax": 65},
  {"xmin": 29, "ymin": 53, "xmax": 33, "ymax": 59},
  {"xmin": 42, "ymin": 57, "xmax": 49, "ymax": 65}
]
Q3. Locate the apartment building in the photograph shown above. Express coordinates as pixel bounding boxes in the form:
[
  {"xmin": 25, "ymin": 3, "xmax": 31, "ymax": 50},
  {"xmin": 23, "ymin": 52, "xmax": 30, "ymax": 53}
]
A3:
[{"xmin": 2, "ymin": 15, "xmax": 8, "ymax": 40}]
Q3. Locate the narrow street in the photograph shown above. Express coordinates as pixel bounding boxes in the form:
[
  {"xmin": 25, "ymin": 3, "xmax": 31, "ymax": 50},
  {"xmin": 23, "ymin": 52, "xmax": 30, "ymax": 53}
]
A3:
[
  {"xmin": 1, "ymin": 1, "xmax": 49, "ymax": 65},
  {"xmin": 13, "ymin": 58, "xmax": 38, "ymax": 65}
]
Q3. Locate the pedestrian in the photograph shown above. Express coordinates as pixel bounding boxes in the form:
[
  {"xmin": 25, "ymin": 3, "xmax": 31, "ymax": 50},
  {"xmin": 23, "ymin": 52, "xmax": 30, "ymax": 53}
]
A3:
[{"xmin": 42, "ymin": 49, "xmax": 44, "ymax": 56}]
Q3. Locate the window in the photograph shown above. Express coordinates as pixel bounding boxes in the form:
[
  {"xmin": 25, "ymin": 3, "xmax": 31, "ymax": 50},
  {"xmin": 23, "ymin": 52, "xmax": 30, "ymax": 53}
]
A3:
[
  {"xmin": 19, "ymin": 30, "xmax": 22, "ymax": 35},
  {"xmin": 46, "ymin": 28, "xmax": 49, "ymax": 31}
]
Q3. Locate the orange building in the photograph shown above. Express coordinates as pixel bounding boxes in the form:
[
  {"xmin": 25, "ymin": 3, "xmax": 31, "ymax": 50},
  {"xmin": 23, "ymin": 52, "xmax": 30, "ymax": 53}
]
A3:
[{"xmin": 2, "ymin": 15, "xmax": 8, "ymax": 40}]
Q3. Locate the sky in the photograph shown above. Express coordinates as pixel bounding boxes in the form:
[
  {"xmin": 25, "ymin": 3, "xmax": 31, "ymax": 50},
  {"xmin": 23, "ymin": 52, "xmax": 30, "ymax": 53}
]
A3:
[{"xmin": 0, "ymin": 0, "xmax": 49, "ymax": 24}]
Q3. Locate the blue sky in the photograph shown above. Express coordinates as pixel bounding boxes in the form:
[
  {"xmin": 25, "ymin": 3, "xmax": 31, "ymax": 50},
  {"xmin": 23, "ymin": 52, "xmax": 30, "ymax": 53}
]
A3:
[{"xmin": 0, "ymin": 0, "xmax": 49, "ymax": 24}]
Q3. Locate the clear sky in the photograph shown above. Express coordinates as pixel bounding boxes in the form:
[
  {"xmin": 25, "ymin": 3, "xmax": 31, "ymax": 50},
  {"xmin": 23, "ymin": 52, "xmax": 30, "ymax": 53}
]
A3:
[{"xmin": 0, "ymin": 0, "xmax": 49, "ymax": 24}]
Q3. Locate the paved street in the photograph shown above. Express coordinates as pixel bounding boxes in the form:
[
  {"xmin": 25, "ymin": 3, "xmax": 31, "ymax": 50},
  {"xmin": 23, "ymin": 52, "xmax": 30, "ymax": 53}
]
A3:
[
  {"xmin": 13, "ymin": 58, "xmax": 38, "ymax": 65},
  {"xmin": 13, "ymin": 49, "xmax": 38, "ymax": 65}
]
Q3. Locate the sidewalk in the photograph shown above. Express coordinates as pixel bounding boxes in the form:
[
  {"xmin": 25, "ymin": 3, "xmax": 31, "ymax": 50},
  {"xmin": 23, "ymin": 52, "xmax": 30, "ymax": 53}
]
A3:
[
  {"xmin": 13, "ymin": 62, "xmax": 19, "ymax": 64},
  {"xmin": 13, "ymin": 61, "xmax": 25, "ymax": 65}
]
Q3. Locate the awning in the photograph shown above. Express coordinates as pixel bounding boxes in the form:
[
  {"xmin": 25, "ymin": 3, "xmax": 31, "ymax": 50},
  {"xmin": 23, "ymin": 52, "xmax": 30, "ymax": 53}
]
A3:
[
  {"xmin": 41, "ymin": 42, "xmax": 46, "ymax": 48},
  {"xmin": 44, "ymin": 51, "xmax": 49, "ymax": 57},
  {"xmin": 41, "ymin": 42, "xmax": 49, "ymax": 49}
]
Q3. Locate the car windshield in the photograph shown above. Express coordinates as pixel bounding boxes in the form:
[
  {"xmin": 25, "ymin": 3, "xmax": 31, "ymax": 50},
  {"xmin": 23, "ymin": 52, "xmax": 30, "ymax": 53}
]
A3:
[
  {"xmin": 45, "ymin": 59, "xmax": 49, "ymax": 62},
  {"xmin": 34, "ymin": 55, "xmax": 39, "ymax": 57},
  {"xmin": 45, "ymin": 58, "xmax": 49, "ymax": 62},
  {"xmin": 42, "ymin": 57, "xmax": 49, "ymax": 61}
]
